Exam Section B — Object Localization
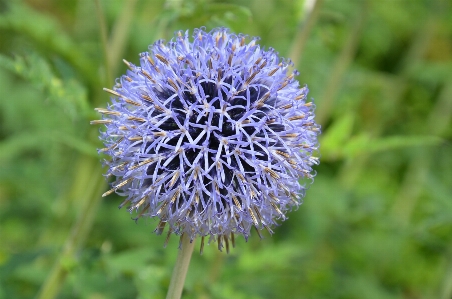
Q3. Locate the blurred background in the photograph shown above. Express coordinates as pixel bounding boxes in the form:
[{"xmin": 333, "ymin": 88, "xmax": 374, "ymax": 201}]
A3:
[{"xmin": 1, "ymin": 0, "xmax": 451, "ymax": 298}]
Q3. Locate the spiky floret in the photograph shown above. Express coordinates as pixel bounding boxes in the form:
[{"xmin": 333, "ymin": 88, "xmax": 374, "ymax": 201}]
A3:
[{"xmin": 92, "ymin": 27, "xmax": 320, "ymax": 252}]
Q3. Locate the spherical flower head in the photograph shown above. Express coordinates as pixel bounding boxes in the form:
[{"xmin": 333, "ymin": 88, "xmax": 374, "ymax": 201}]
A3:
[{"xmin": 93, "ymin": 27, "xmax": 320, "ymax": 252}]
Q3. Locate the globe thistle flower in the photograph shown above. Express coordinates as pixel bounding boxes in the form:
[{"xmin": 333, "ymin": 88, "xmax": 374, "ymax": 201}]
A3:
[{"xmin": 92, "ymin": 27, "xmax": 320, "ymax": 252}]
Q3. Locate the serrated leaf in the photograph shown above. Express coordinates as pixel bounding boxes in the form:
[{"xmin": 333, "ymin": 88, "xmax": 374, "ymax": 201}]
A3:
[
  {"xmin": 0, "ymin": 1, "xmax": 97, "ymax": 85},
  {"xmin": 0, "ymin": 53, "xmax": 89, "ymax": 119}
]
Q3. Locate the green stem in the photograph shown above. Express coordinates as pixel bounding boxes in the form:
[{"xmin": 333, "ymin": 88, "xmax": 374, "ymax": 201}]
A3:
[
  {"xmin": 108, "ymin": 0, "xmax": 138, "ymax": 76},
  {"xmin": 36, "ymin": 2, "xmax": 115, "ymax": 297},
  {"xmin": 391, "ymin": 81, "xmax": 452, "ymax": 226},
  {"xmin": 388, "ymin": 13, "xmax": 443, "ymax": 227},
  {"xmin": 316, "ymin": 2, "xmax": 367, "ymax": 126},
  {"xmin": 94, "ymin": 0, "xmax": 112, "ymax": 88},
  {"xmin": 440, "ymin": 240, "xmax": 452, "ymax": 299},
  {"xmin": 288, "ymin": 0, "xmax": 324, "ymax": 68},
  {"xmin": 35, "ymin": 159, "xmax": 105, "ymax": 299},
  {"xmin": 166, "ymin": 235, "xmax": 196, "ymax": 299},
  {"xmin": 338, "ymin": 7, "xmax": 438, "ymax": 189}
]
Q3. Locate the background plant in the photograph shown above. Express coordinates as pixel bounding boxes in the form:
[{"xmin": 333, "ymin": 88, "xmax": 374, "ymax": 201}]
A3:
[{"xmin": 0, "ymin": 0, "xmax": 451, "ymax": 298}]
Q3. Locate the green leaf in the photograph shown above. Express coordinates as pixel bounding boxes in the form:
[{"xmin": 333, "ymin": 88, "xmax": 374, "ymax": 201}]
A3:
[
  {"xmin": 104, "ymin": 247, "xmax": 159, "ymax": 275},
  {"xmin": 0, "ymin": 1, "xmax": 97, "ymax": 85},
  {"xmin": 319, "ymin": 112, "xmax": 355, "ymax": 160},
  {"xmin": 0, "ymin": 53, "xmax": 89, "ymax": 119},
  {"xmin": 321, "ymin": 111, "xmax": 443, "ymax": 160},
  {"xmin": 0, "ymin": 131, "xmax": 97, "ymax": 162},
  {"xmin": 344, "ymin": 134, "xmax": 443, "ymax": 157}
]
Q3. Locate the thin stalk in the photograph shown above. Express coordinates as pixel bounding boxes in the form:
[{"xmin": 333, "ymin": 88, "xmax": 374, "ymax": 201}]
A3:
[
  {"xmin": 166, "ymin": 235, "xmax": 196, "ymax": 299},
  {"xmin": 35, "ymin": 162, "xmax": 105, "ymax": 299},
  {"xmin": 441, "ymin": 240, "xmax": 452, "ymax": 299},
  {"xmin": 288, "ymin": 0, "xmax": 324, "ymax": 68},
  {"xmin": 94, "ymin": 0, "xmax": 112, "ymax": 87},
  {"xmin": 108, "ymin": 0, "xmax": 138, "ymax": 75},
  {"xmin": 338, "ymin": 9, "xmax": 438, "ymax": 189},
  {"xmin": 390, "ymin": 82, "xmax": 452, "ymax": 225},
  {"xmin": 387, "ymin": 16, "xmax": 442, "ymax": 225},
  {"xmin": 36, "ymin": 1, "xmax": 116, "ymax": 298},
  {"xmin": 316, "ymin": 2, "xmax": 367, "ymax": 126}
]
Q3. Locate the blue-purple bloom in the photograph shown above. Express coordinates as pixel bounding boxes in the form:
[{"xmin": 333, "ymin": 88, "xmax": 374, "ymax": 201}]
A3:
[{"xmin": 92, "ymin": 27, "xmax": 320, "ymax": 252}]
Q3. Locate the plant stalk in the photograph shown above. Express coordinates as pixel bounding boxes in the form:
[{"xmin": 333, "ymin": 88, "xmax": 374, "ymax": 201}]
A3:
[
  {"xmin": 316, "ymin": 2, "xmax": 367, "ymax": 125},
  {"xmin": 288, "ymin": 0, "xmax": 324, "ymax": 68},
  {"xmin": 35, "ymin": 160, "xmax": 105, "ymax": 299},
  {"xmin": 165, "ymin": 235, "xmax": 196, "ymax": 299}
]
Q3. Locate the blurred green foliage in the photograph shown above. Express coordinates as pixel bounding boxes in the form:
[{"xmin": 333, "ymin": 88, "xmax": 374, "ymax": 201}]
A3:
[{"xmin": 0, "ymin": 0, "xmax": 451, "ymax": 298}]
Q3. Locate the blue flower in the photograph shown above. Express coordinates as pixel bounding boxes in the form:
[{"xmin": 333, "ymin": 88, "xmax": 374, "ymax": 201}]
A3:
[{"xmin": 92, "ymin": 27, "xmax": 320, "ymax": 252}]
